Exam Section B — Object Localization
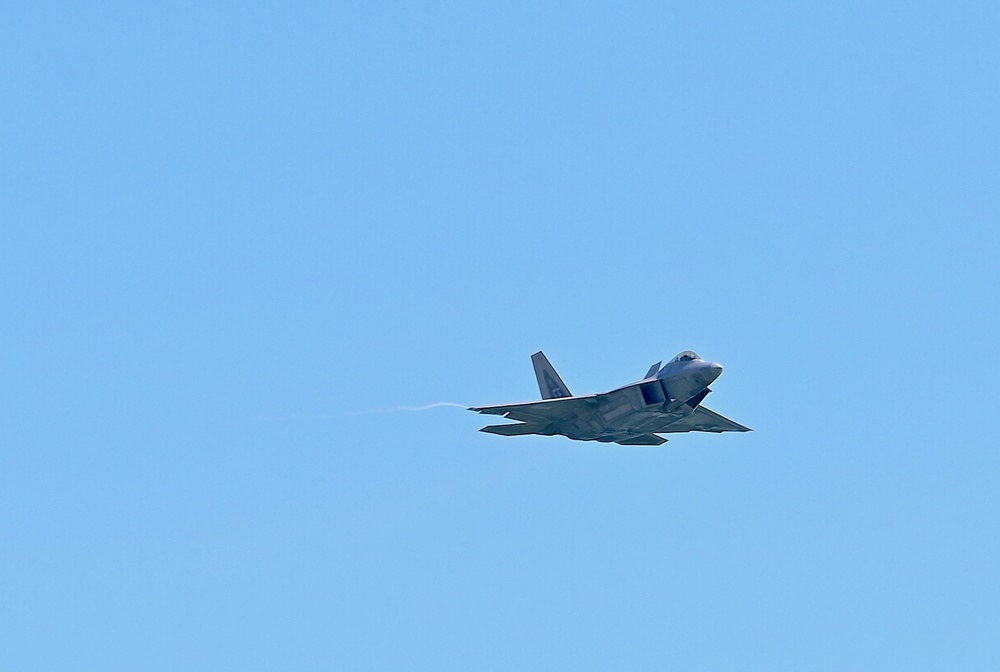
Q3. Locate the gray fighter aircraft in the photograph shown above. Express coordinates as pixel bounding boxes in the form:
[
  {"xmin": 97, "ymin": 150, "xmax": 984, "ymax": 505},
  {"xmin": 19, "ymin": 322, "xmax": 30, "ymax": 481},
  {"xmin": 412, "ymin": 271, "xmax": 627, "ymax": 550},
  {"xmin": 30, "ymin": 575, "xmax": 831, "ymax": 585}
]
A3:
[{"xmin": 469, "ymin": 351, "xmax": 750, "ymax": 445}]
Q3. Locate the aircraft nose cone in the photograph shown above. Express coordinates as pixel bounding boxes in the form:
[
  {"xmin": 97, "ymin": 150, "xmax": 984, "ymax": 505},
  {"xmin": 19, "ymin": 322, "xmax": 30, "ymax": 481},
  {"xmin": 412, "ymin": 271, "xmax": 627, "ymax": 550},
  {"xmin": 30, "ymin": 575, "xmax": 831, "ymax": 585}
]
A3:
[{"xmin": 706, "ymin": 362, "xmax": 723, "ymax": 382}]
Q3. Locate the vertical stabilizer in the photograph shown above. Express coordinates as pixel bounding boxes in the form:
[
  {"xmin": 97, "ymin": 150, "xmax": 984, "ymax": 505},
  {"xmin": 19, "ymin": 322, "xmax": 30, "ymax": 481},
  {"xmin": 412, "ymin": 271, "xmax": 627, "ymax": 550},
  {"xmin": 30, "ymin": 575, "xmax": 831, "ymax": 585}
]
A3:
[{"xmin": 531, "ymin": 351, "xmax": 572, "ymax": 399}]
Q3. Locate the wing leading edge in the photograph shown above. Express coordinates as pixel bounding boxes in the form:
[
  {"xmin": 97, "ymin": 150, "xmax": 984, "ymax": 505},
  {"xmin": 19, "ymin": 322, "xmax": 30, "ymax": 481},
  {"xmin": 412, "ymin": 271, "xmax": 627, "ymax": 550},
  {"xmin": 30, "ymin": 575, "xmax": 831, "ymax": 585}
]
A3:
[{"xmin": 658, "ymin": 405, "xmax": 751, "ymax": 433}]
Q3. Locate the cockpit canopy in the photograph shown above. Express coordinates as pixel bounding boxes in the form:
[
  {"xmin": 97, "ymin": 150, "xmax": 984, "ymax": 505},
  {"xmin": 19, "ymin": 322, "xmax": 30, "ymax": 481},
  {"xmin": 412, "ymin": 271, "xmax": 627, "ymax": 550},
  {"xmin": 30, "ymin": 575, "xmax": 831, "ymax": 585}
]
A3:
[{"xmin": 671, "ymin": 351, "xmax": 701, "ymax": 363}]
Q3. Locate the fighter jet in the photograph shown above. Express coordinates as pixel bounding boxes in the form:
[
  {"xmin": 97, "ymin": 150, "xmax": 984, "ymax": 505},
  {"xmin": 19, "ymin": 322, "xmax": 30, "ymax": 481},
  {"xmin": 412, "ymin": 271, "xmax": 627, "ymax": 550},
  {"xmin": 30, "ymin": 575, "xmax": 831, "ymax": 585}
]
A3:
[{"xmin": 469, "ymin": 350, "xmax": 750, "ymax": 445}]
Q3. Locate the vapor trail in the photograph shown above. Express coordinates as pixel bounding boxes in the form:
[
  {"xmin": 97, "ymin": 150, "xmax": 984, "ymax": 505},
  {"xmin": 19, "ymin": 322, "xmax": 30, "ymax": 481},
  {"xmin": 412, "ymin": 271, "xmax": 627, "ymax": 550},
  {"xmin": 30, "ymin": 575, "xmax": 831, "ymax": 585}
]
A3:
[
  {"xmin": 398, "ymin": 402, "xmax": 469, "ymax": 411},
  {"xmin": 347, "ymin": 401, "xmax": 469, "ymax": 416},
  {"xmin": 264, "ymin": 402, "xmax": 469, "ymax": 421}
]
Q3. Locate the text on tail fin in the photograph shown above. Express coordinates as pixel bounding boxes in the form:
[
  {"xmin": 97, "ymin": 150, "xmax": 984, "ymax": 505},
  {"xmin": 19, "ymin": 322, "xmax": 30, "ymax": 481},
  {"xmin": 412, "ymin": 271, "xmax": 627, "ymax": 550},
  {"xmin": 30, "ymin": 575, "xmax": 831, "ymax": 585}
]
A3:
[{"xmin": 531, "ymin": 351, "xmax": 572, "ymax": 399}]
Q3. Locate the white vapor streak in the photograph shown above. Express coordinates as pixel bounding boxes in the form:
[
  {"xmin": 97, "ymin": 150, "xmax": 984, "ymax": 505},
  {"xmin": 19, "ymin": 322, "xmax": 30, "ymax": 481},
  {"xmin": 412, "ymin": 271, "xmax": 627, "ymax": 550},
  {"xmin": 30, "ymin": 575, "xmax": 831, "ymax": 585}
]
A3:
[
  {"xmin": 265, "ymin": 402, "xmax": 468, "ymax": 421},
  {"xmin": 398, "ymin": 402, "xmax": 468, "ymax": 411},
  {"xmin": 348, "ymin": 402, "xmax": 468, "ymax": 416}
]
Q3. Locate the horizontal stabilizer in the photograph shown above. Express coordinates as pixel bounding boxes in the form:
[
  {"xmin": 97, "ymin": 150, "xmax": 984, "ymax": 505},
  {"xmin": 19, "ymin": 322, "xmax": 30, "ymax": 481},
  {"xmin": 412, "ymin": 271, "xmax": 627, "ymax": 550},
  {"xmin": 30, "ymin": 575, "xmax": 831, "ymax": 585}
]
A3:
[
  {"xmin": 480, "ymin": 423, "xmax": 548, "ymax": 437},
  {"xmin": 616, "ymin": 434, "xmax": 668, "ymax": 446}
]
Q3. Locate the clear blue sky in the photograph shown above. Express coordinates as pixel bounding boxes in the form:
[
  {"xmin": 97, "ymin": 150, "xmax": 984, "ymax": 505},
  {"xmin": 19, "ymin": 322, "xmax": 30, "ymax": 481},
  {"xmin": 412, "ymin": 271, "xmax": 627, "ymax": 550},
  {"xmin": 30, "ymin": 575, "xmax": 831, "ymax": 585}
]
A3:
[{"xmin": 2, "ymin": 2, "xmax": 998, "ymax": 670}]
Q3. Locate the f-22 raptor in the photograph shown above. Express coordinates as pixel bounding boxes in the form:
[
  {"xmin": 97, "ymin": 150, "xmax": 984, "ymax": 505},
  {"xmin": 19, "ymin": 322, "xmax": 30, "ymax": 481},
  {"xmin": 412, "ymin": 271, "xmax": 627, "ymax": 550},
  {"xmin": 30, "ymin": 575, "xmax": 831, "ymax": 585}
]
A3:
[{"xmin": 470, "ymin": 351, "xmax": 750, "ymax": 445}]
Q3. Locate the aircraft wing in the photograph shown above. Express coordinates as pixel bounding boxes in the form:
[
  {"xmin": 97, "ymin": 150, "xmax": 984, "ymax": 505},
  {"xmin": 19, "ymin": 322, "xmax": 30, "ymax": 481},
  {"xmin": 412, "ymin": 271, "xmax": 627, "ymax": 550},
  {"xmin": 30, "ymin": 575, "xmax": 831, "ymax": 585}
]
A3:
[
  {"xmin": 468, "ymin": 395, "xmax": 599, "ymax": 423},
  {"xmin": 658, "ymin": 405, "xmax": 751, "ymax": 433}
]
